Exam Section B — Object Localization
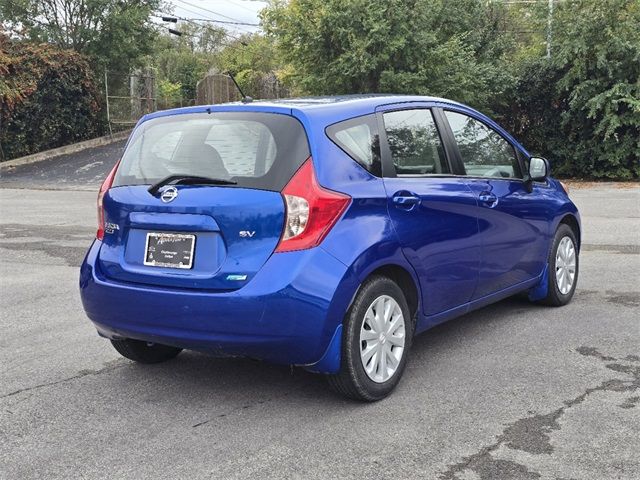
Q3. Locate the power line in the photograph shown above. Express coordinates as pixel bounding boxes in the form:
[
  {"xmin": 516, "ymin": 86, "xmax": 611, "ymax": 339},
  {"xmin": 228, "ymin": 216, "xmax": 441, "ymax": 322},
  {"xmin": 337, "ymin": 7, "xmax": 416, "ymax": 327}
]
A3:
[
  {"xmin": 174, "ymin": 0, "xmax": 250, "ymax": 24},
  {"xmin": 166, "ymin": 3, "xmax": 256, "ymax": 36},
  {"xmin": 219, "ymin": 0, "xmax": 262, "ymax": 14},
  {"xmin": 181, "ymin": 16, "xmax": 258, "ymax": 27},
  {"xmin": 168, "ymin": 2, "xmax": 214, "ymax": 20},
  {"xmin": 154, "ymin": 13, "xmax": 258, "ymax": 27},
  {"xmin": 161, "ymin": 7, "xmax": 238, "ymax": 36},
  {"xmin": 172, "ymin": 0, "xmax": 258, "ymax": 34},
  {"xmin": 163, "ymin": 27, "xmax": 238, "ymax": 48},
  {"xmin": 154, "ymin": 13, "xmax": 250, "ymax": 46},
  {"xmin": 155, "ymin": 12, "xmax": 248, "ymax": 41}
]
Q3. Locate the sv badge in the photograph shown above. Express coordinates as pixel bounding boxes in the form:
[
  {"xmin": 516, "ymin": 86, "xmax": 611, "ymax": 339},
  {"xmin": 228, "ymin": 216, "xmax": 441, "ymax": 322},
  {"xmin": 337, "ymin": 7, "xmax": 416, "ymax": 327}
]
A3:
[{"xmin": 239, "ymin": 230, "xmax": 256, "ymax": 238}]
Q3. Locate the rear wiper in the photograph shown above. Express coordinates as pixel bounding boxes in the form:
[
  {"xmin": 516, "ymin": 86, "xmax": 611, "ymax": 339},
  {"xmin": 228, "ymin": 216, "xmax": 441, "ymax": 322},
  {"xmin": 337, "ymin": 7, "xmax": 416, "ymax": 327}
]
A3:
[{"xmin": 148, "ymin": 175, "xmax": 237, "ymax": 195}]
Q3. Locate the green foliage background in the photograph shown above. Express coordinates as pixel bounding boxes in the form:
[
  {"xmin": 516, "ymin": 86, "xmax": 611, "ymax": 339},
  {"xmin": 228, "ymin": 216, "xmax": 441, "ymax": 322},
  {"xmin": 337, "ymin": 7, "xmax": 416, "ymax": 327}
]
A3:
[
  {"xmin": 1, "ymin": 0, "xmax": 638, "ymax": 178},
  {"xmin": 0, "ymin": 35, "xmax": 101, "ymax": 160},
  {"xmin": 261, "ymin": 0, "xmax": 514, "ymax": 109},
  {"xmin": 261, "ymin": 0, "xmax": 639, "ymax": 179},
  {"xmin": 0, "ymin": 0, "xmax": 160, "ymax": 74},
  {"xmin": 498, "ymin": 0, "xmax": 640, "ymax": 179}
]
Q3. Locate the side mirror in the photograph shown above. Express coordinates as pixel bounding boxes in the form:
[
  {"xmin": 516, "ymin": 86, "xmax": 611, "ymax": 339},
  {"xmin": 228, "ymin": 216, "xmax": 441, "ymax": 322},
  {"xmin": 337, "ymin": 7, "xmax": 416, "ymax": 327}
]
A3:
[{"xmin": 529, "ymin": 157, "xmax": 549, "ymax": 181}]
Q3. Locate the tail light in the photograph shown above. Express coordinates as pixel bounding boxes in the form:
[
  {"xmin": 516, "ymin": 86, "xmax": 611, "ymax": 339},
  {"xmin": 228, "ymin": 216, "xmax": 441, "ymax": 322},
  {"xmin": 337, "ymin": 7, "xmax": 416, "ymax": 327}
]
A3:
[
  {"xmin": 275, "ymin": 158, "xmax": 350, "ymax": 252},
  {"xmin": 96, "ymin": 161, "xmax": 120, "ymax": 240}
]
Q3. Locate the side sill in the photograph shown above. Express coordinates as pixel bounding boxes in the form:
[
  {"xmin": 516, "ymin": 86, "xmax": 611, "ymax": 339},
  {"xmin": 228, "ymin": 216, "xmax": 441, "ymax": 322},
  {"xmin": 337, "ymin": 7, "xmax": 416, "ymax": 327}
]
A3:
[{"xmin": 416, "ymin": 274, "xmax": 543, "ymax": 334}]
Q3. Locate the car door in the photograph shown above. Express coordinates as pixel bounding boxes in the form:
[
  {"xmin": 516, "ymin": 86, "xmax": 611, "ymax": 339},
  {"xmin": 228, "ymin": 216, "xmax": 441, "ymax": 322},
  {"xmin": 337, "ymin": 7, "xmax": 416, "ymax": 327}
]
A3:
[
  {"xmin": 378, "ymin": 105, "xmax": 481, "ymax": 318},
  {"xmin": 441, "ymin": 109, "xmax": 550, "ymax": 298}
]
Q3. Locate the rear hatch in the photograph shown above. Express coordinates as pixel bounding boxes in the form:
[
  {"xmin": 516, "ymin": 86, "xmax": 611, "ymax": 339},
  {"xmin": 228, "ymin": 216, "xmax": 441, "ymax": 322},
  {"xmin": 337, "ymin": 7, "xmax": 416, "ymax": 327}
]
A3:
[{"xmin": 98, "ymin": 111, "xmax": 310, "ymax": 291}]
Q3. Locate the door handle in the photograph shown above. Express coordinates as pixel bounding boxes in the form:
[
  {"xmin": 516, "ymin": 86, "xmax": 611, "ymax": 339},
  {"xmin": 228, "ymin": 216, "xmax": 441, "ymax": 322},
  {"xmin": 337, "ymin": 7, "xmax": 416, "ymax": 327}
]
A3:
[
  {"xmin": 478, "ymin": 192, "xmax": 498, "ymax": 207},
  {"xmin": 392, "ymin": 192, "xmax": 421, "ymax": 210}
]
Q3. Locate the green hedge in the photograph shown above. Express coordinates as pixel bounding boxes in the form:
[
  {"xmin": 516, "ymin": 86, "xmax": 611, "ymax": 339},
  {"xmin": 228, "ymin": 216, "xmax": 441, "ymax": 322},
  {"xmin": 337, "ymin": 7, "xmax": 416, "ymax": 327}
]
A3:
[
  {"xmin": 0, "ymin": 35, "xmax": 102, "ymax": 161},
  {"xmin": 496, "ymin": 0, "xmax": 640, "ymax": 180}
]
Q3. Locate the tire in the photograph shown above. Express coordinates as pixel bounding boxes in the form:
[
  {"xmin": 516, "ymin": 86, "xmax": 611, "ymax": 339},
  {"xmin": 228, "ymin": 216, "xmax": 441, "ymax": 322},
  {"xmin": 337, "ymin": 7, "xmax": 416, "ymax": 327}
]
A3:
[
  {"xmin": 327, "ymin": 275, "xmax": 414, "ymax": 401},
  {"xmin": 539, "ymin": 224, "xmax": 579, "ymax": 306},
  {"xmin": 110, "ymin": 338, "xmax": 182, "ymax": 364}
]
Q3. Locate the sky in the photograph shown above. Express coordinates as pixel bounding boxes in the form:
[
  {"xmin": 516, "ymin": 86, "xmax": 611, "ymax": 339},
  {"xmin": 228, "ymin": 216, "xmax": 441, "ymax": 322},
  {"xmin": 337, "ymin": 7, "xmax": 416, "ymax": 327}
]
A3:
[{"xmin": 162, "ymin": 0, "xmax": 268, "ymax": 36}]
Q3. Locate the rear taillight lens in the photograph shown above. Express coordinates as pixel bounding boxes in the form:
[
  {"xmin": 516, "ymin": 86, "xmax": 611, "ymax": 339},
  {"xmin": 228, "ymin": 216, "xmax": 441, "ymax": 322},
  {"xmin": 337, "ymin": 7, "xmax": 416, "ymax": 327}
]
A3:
[
  {"xmin": 96, "ymin": 161, "xmax": 120, "ymax": 240},
  {"xmin": 275, "ymin": 158, "xmax": 350, "ymax": 253}
]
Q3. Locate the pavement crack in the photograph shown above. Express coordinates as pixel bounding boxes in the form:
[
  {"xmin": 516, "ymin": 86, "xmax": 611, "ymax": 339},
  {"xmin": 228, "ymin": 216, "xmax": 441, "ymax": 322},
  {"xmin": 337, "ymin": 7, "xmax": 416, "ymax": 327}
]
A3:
[
  {"xmin": 619, "ymin": 395, "xmax": 640, "ymax": 409},
  {"xmin": 190, "ymin": 401, "xmax": 266, "ymax": 428},
  {"xmin": 0, "ymin": 361, "xmax": 125, "ymax": 400},
  {"xmin": 192, "ymin": 420, "xmax": 210, "ymax": 428},
  {"xmin": 604, "ymin": 292, "xmax": 640, "ymax": 307},
  {"xmin": 439, "ymin": 347, "xmax": 639, "ymax": 480},
  {"xmin": 190, "ymin": 391, "xmax": 294, "ymax": 428},
  {"xmin": 575, "ymin": 346, "xmax": 616, "ymax": 361},
  {"xmin": 581, "ymin": 244, "xmax": 640, "ymax": 255}
]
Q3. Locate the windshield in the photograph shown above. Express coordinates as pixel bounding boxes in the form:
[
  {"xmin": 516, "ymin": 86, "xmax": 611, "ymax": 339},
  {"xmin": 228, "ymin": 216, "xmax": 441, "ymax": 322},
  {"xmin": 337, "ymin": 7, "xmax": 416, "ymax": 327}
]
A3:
[{"xmin": 113, "ymin": 111, "xmax": 310, "ymax": 191}]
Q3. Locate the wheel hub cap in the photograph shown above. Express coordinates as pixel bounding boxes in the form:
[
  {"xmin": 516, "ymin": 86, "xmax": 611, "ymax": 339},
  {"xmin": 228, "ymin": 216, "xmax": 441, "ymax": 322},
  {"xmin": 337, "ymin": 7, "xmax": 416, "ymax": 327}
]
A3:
[
  {"xmin": 555, "ymin": 236, "xmax": 576, "ymax": 295},
  {"xmin": 359, "ymin": 295, "xmax": 406, "ymax": 383}
]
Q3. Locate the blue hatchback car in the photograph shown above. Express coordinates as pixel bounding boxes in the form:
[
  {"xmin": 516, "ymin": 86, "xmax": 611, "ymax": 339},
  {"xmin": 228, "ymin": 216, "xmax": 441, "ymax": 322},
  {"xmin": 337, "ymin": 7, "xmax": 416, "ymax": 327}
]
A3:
[{"xmin": 80, "ymin": 95, "xmax": 580, "ymax": 401}]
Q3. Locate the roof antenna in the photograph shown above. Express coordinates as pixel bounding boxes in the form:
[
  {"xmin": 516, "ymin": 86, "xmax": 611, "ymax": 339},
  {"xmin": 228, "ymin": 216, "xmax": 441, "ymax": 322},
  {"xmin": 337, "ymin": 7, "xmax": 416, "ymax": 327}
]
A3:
[{"xmin": 225, "ymin": 72, "xmax": 253, "ymax": 103}]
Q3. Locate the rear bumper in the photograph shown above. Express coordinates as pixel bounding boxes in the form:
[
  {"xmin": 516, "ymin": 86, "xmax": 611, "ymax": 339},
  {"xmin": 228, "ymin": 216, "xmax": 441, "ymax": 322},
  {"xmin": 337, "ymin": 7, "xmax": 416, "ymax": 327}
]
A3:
[{"xmin": 80, "ymin": 240, "xmax": 356, "ymax": 371}]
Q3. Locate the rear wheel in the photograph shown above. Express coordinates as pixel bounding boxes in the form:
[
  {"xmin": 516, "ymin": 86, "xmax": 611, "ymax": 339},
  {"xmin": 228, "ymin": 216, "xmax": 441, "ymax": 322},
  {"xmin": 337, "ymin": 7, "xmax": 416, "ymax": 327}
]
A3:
[
  {"xmin": 539, "ymin": 224, "xmax": 579, "ymax": 306},
  {"xmin": 327, "ymin": 276, "xmax": 414, "ymax": 401},
  {"xmin": 110, "ymin": 339, "xmax": 182, "ymax": 364}
]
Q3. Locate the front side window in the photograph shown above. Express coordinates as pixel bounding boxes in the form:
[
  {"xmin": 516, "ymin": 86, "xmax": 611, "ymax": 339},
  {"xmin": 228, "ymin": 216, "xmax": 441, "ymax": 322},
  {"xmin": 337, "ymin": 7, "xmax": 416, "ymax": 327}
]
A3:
[
  {"xmin": 445, "ymin": 111, "xmax": 522, "ymax": 179},
  {"xmin": 383, "ymin": 109, "xmax": 449, "ymax": 175}
]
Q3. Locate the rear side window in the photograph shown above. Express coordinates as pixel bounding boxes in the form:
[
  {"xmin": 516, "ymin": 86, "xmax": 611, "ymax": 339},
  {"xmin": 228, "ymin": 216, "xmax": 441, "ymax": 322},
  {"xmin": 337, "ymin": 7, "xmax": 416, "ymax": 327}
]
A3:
[
  {"xmin": 383, "ymin": 109, "xmax": 449, "ymax": 175},
  {"xmin": 326, "ymin": 114, "xmax": 382, "ymax": 176},
  {"xmin": 114, "ymin": 112, "xmax": 310, "ymax": 191}
]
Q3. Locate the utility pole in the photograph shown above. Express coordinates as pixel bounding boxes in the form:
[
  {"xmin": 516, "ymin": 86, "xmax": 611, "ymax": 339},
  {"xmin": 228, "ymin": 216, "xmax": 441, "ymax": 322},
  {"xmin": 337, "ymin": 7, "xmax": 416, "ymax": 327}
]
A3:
[{"xmin": 546, "ymin": 0, "xmax": 553, "ymax": 59}]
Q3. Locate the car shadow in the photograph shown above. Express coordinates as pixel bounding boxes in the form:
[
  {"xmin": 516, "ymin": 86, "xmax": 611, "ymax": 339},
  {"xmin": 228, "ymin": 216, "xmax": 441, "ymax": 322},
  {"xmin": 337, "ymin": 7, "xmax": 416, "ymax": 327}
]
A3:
[{"xmin": 107, "ymin": 294, "xmax": 549, "ymax": 408}]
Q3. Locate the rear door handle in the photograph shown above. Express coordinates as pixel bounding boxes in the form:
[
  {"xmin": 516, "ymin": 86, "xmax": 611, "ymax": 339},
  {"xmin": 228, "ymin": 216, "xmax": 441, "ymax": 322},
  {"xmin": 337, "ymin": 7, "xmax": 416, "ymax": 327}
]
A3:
[
  {"xmin": 392, "ymin": 192, "xmax": 421, "ymax": 210},
  {"xmin": 478, "ymin": 192, "xmax": 498, "ymax": 207}
]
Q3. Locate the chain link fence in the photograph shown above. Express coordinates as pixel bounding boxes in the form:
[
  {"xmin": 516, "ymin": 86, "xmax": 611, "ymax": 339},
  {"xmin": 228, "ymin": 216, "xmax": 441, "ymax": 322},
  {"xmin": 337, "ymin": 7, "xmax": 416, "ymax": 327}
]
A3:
[
  {"xmin": 197, "ymin": 72, "xmax": 290, "ymax": 104},
  {"xmin": 104, "ymin": 70, "xmax": 156, "ymax": 135},
  {"xmin": 105, "ymin": 70, "xmax": 291, "ymax": 135},
  {"xmin": 196, "ymin": 74, "xmax": 242, "ymax": 104}
]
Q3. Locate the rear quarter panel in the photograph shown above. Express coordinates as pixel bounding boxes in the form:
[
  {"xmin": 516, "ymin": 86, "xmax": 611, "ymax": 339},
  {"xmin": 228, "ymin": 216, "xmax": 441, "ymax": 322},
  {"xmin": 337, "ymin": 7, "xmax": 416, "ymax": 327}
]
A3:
[{"xmin": 292, "ymin": 108, "xmax": 422, "ymax": 327}]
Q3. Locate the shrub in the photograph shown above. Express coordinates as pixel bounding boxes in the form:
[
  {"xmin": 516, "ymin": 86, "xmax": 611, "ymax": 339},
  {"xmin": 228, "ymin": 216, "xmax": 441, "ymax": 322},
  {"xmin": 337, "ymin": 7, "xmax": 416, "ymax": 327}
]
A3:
[
  {"xmin": 496, "ymin": 0, "xmax": 639, "ymax": 179},
  {"xmin": 551, "ymin": 0, "xmax": 640, "ymax": 179},
  {"xmin": 0, "ymin": 35, "xmax": 102, "ymax": 161}
]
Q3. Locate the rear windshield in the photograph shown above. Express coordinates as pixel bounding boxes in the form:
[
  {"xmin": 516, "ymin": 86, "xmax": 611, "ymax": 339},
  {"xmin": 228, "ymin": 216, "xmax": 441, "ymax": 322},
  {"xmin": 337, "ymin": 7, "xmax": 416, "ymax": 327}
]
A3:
[{"xmin": 113, "ymin": 112, "xmax": 310, "ymax": 191}]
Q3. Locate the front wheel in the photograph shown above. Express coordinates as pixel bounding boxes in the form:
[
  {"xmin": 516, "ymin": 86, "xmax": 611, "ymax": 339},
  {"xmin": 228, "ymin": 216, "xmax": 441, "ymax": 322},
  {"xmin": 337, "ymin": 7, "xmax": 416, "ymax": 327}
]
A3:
[
  {"xmin": 111, "ymin": 338, "xmax": 182, "ymax": 364},
  {"xmin": 539, "ymin": 224, "xmax": 579, "ymax": 306},
  {"xmin": 327, "ymin": 276, "xmax": 414, "ymax": 401}
]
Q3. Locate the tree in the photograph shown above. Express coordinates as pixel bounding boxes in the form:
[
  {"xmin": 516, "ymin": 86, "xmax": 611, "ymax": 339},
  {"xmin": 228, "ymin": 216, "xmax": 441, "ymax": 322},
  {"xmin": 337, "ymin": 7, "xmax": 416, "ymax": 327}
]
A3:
[
  {"xmin": 152, "ymin": 23, "xmax": 228, "ymax": 102},
  {"xmin": 261, "ymin": 0, "xmax": 515, "ymax": 109},
  {"xmin": 216, "ymin": 33, "xmax": 287, "ymax": 97},
  {"xmin": 156, "ymin": 78, "xmax": 182, "ymax": 109},
  {"xmin": 497, "ymin": 0, "xmax": 640, "ymax": 179},
  {"xmin": 551, "ymin": 0, "xmax": 639, "ymax": 178},
  {"xmin": 1, "ymin": 0, "xmax": 160, "ymax": 74}
]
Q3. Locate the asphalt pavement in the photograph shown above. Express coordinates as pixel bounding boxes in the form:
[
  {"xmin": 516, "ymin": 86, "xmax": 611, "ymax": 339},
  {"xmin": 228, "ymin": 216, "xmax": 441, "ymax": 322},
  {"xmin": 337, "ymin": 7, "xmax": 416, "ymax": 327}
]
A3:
[
  {"xmin": 0, "ymin": 140, "xmax": 125, "ymax": 190},
  {"xmin": 0, "ymin": 147, "xmax": 639, "ymax": 480}
]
